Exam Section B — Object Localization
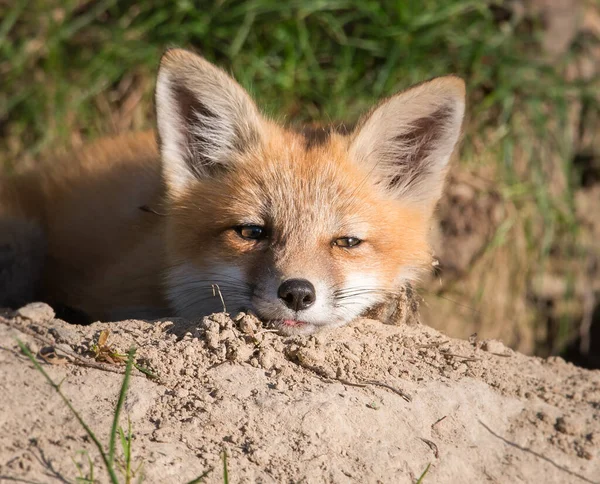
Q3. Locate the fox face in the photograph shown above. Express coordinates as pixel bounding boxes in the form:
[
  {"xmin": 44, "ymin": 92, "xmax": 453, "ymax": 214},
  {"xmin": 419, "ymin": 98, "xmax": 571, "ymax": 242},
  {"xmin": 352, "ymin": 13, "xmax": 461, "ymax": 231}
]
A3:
[{"xmin": 156, "ymin": 49, "xmax": 465, "ymax": 334}]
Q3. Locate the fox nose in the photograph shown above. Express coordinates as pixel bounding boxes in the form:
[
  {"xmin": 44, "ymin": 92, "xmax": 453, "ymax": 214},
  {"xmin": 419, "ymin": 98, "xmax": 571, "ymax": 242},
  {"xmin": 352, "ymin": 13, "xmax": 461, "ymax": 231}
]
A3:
[{"xmin": 277, "ymin": 279, "xmax": 316, "ymax": 311}]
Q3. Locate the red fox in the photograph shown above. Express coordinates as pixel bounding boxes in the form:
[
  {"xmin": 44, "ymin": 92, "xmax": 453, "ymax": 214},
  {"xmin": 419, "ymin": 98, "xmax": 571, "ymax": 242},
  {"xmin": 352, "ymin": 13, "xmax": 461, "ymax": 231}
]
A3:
[{"xmin": 0, "ymin": 49, "xmax": 465, "ymax": 334}]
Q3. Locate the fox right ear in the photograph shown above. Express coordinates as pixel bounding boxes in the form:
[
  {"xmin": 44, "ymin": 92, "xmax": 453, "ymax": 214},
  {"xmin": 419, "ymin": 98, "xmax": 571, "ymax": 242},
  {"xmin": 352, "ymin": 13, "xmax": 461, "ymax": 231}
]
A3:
[
  {"xmin": 155, "ymin": 49, "xmax": 263, "ymax": 193},
  {"xmin": 349, "ymin": 76, "xmax": 465, "ymax": 210}
]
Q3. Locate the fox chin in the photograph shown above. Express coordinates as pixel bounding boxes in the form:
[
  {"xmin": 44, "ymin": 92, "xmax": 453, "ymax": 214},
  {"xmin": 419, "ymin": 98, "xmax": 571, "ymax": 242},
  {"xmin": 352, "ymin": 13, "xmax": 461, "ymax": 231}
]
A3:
[{"xmin": 0, "ymin": 49, "xmax": 465, "ymax": 332}]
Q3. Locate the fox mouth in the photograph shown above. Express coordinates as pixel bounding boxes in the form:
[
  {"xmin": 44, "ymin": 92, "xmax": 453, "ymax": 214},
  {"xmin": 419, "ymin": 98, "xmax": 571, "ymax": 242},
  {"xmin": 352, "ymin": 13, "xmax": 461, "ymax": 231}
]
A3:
[
  {"xmin": 262, "ymin": 317, "xmax": 315, "ymax": 334},
  {"xmin": 237, "ymin": 304, "xmax": 312, "ymax": 331}
]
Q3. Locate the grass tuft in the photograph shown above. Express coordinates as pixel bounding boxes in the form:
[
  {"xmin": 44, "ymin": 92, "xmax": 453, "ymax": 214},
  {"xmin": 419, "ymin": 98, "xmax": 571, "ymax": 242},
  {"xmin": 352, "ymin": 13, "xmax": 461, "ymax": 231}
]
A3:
[
  {"xmin": 17, "ymin": 338, "xmax": 123, "ymax": 484},
  {"xmin": 16, "ymin": 339, "xmax": 212, "ymax": 482}
]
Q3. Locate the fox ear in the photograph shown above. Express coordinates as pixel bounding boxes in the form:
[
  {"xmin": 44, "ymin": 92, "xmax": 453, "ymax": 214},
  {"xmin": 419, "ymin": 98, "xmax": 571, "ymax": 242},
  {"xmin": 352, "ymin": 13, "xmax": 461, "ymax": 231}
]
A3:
[
  {"xmin": 155, "ymin": 49, "xmax": 263, "ymax": 192},
  {"xmin": 349, "ymin": 76, "xmax": 465, "ymax": 208}
]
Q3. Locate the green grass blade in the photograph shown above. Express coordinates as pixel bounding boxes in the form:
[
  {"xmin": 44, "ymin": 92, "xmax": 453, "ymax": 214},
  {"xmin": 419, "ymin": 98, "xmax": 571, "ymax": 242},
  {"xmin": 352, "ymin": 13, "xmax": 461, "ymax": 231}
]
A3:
[
  {"xmin": 184, "ymin": 467, "xmax": 213, "ymax": 484},
  {"xmin": 0, "ymin": 0, "xmax": 29, "ymax": 50},
  {"xmin": 16, "ymin": 339, "xmax": 120, "ymax": 484},
  {"xmin": 222, "ymin": 450, "xmax": 229, "ymax": 484},
  {"xmin": 416, "ymin": 462, "xmax": 431, "ymax": 483},
  {"xmin": 109, "ymin": 347, "xmax": 136, "ymax": 467},
  {"xmin": 123, "ymin": 418, "xmax": 132, "ymax": 483}
]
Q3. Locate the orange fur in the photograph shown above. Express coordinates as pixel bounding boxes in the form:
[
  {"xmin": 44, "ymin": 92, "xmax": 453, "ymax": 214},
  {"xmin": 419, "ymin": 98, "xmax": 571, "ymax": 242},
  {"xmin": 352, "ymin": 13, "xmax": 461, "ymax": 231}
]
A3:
[
  {"xmin": 1, "ymin": 132, "xmax": 168, "ymax": 320},
  {"xmin": 0, "ymin": 49, "xmax": 465, "ymax": 332}
]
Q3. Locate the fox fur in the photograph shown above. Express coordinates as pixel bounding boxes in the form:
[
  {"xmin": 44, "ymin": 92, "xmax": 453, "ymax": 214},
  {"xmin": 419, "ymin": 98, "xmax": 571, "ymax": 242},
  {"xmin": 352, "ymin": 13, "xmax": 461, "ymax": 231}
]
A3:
[{"xmin": 0, "ymin": 49, "xmax": 465, "ymax": 333}]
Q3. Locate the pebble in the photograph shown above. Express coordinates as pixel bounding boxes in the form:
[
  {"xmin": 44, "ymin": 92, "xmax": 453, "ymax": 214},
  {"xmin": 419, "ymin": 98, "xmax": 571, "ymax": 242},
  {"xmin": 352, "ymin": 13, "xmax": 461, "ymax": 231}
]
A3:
[
  {"xmin": 17, "ymin": 302, "xmax": 55, "ymax": 322},
  {"xmin": 481, "ymin": 339, "xmax": 509, "ymax": 355}
]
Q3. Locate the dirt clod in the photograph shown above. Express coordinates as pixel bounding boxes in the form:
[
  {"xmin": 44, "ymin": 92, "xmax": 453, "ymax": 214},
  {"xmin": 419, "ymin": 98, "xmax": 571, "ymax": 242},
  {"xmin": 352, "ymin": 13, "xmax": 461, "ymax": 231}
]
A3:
[{"xmin": 16, "ymin": 302, "xmax": 55, "ymax": 322}]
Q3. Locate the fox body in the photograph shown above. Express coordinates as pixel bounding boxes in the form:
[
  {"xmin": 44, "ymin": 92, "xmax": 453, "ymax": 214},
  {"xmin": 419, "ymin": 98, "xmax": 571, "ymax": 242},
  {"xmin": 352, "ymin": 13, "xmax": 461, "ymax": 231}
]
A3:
[{"xmin": 0, "ymin": 49, "xmax": 465, "ymax": 334}]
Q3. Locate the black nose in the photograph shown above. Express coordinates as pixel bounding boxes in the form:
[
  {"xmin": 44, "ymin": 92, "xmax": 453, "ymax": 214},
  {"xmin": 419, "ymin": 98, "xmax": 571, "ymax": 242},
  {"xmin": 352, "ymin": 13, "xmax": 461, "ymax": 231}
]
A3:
[{"xmin": 277, "ymin": 279, "xmax": 316, "ymax": 311}]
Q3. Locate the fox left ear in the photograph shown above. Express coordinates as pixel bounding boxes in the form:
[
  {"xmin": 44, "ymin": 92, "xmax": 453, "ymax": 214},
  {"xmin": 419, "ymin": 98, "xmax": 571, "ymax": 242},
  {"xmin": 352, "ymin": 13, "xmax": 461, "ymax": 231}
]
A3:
[
  {"xmin": 349, "ymin": 76, "xmax": 465, "ymax": 209},
  {"xmin": 155, "ymin": 49, "xmax": 264, "ymax": 193}
]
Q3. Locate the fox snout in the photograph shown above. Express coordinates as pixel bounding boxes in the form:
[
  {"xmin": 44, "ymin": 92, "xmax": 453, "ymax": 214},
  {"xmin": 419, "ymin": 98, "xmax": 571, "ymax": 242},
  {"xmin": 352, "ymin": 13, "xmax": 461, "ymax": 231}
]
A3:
[
  {"xmin": 277, "ymin": 279, "xmax": 316, "ymax": 312},
  {"xmin": 250, "ymin": 271, "xmax": 338, "ymax": 335}
]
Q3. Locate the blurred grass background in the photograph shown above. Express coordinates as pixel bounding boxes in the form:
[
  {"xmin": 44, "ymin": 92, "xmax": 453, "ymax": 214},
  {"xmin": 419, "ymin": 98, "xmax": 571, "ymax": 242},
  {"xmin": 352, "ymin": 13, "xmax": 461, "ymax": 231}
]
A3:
[{"xmin": 1, "ymin": 0, "xmax": 599, "ymax": 361}]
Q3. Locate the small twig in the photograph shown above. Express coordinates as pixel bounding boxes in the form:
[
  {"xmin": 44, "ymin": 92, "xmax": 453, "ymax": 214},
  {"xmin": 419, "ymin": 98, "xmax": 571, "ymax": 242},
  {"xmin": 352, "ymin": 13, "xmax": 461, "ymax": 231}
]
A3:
[
  {"xmin": 479, "ymin": 420, "xmax": 598, "ymax": 484},
  {"xmin": 301, "ymin": 366, "xmax": 366, "ymax": 389},
  {"xmin": 0, "ymin": 316, "xmax": 147, "ymax": 377},
  {"xmin": 212, "ymin": 284, "xmax": 227, "ymax": 313},
  {"xmin": 431, "ymin": 415, "xmax": 447, "ymax": 429},
  {"xmin": 335, "ymin": 378, "xmax": 367, "ymax": 388},
  {"xmin": 441, "ymin": 352, "xmax": 480, "ymax": 362},
  {"xmin": 291, "ymin": 358, "xmax": 412, "ymax": 402},
  {"xmin": 420, "ymin": 437, "xmax": 439, "ymax": 458},
  {"xmin": 363, "ymin": 380, "xmax": 412, "ymax": 402},
  {"xmin": 417, "ymin": 340, "xmax": 449, "ymax": 349},
  {"xmin": 423, "ymin": 360, "xmax": 443, "ymax": 370}
]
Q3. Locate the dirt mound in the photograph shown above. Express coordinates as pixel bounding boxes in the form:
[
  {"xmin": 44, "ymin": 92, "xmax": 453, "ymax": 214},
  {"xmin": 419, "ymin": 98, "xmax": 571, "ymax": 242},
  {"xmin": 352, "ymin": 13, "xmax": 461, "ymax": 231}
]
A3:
[{"xmin": 1, "ymin": 303, "xmax": 599, "ymax": 483}]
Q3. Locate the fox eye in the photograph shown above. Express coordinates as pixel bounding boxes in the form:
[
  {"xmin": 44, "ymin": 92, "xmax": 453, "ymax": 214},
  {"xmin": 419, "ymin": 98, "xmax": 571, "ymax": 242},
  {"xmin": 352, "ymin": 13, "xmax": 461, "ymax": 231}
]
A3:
[
  {"xmin": 235, "ymin": 225, "xmax": 265, "ymax": 240},
  {"xmin": 333, "ymin": 237, "xmax": 362, "ymax": 248}
]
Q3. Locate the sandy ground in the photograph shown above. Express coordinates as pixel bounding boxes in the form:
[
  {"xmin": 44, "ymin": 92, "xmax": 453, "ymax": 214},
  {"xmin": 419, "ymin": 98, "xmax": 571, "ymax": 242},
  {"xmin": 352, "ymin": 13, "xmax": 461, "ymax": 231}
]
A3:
[{"xmin": 0, "ymin": 303, "xmax": 599, "ymax": 484}]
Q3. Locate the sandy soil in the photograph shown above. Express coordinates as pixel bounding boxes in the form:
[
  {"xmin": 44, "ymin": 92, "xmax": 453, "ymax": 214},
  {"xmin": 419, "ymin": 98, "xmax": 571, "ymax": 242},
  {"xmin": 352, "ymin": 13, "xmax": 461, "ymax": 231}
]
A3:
[{"xmin": 0, "ymin": 302, "xmax": 599, "ymax": 484}]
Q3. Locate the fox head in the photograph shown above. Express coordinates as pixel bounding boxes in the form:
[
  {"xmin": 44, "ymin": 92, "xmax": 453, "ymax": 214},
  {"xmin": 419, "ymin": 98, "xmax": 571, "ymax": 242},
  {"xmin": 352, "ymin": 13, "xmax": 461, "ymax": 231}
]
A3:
[{"xmin": 155, "ymin": 49, "xmax": 465, "ymax": 334}]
